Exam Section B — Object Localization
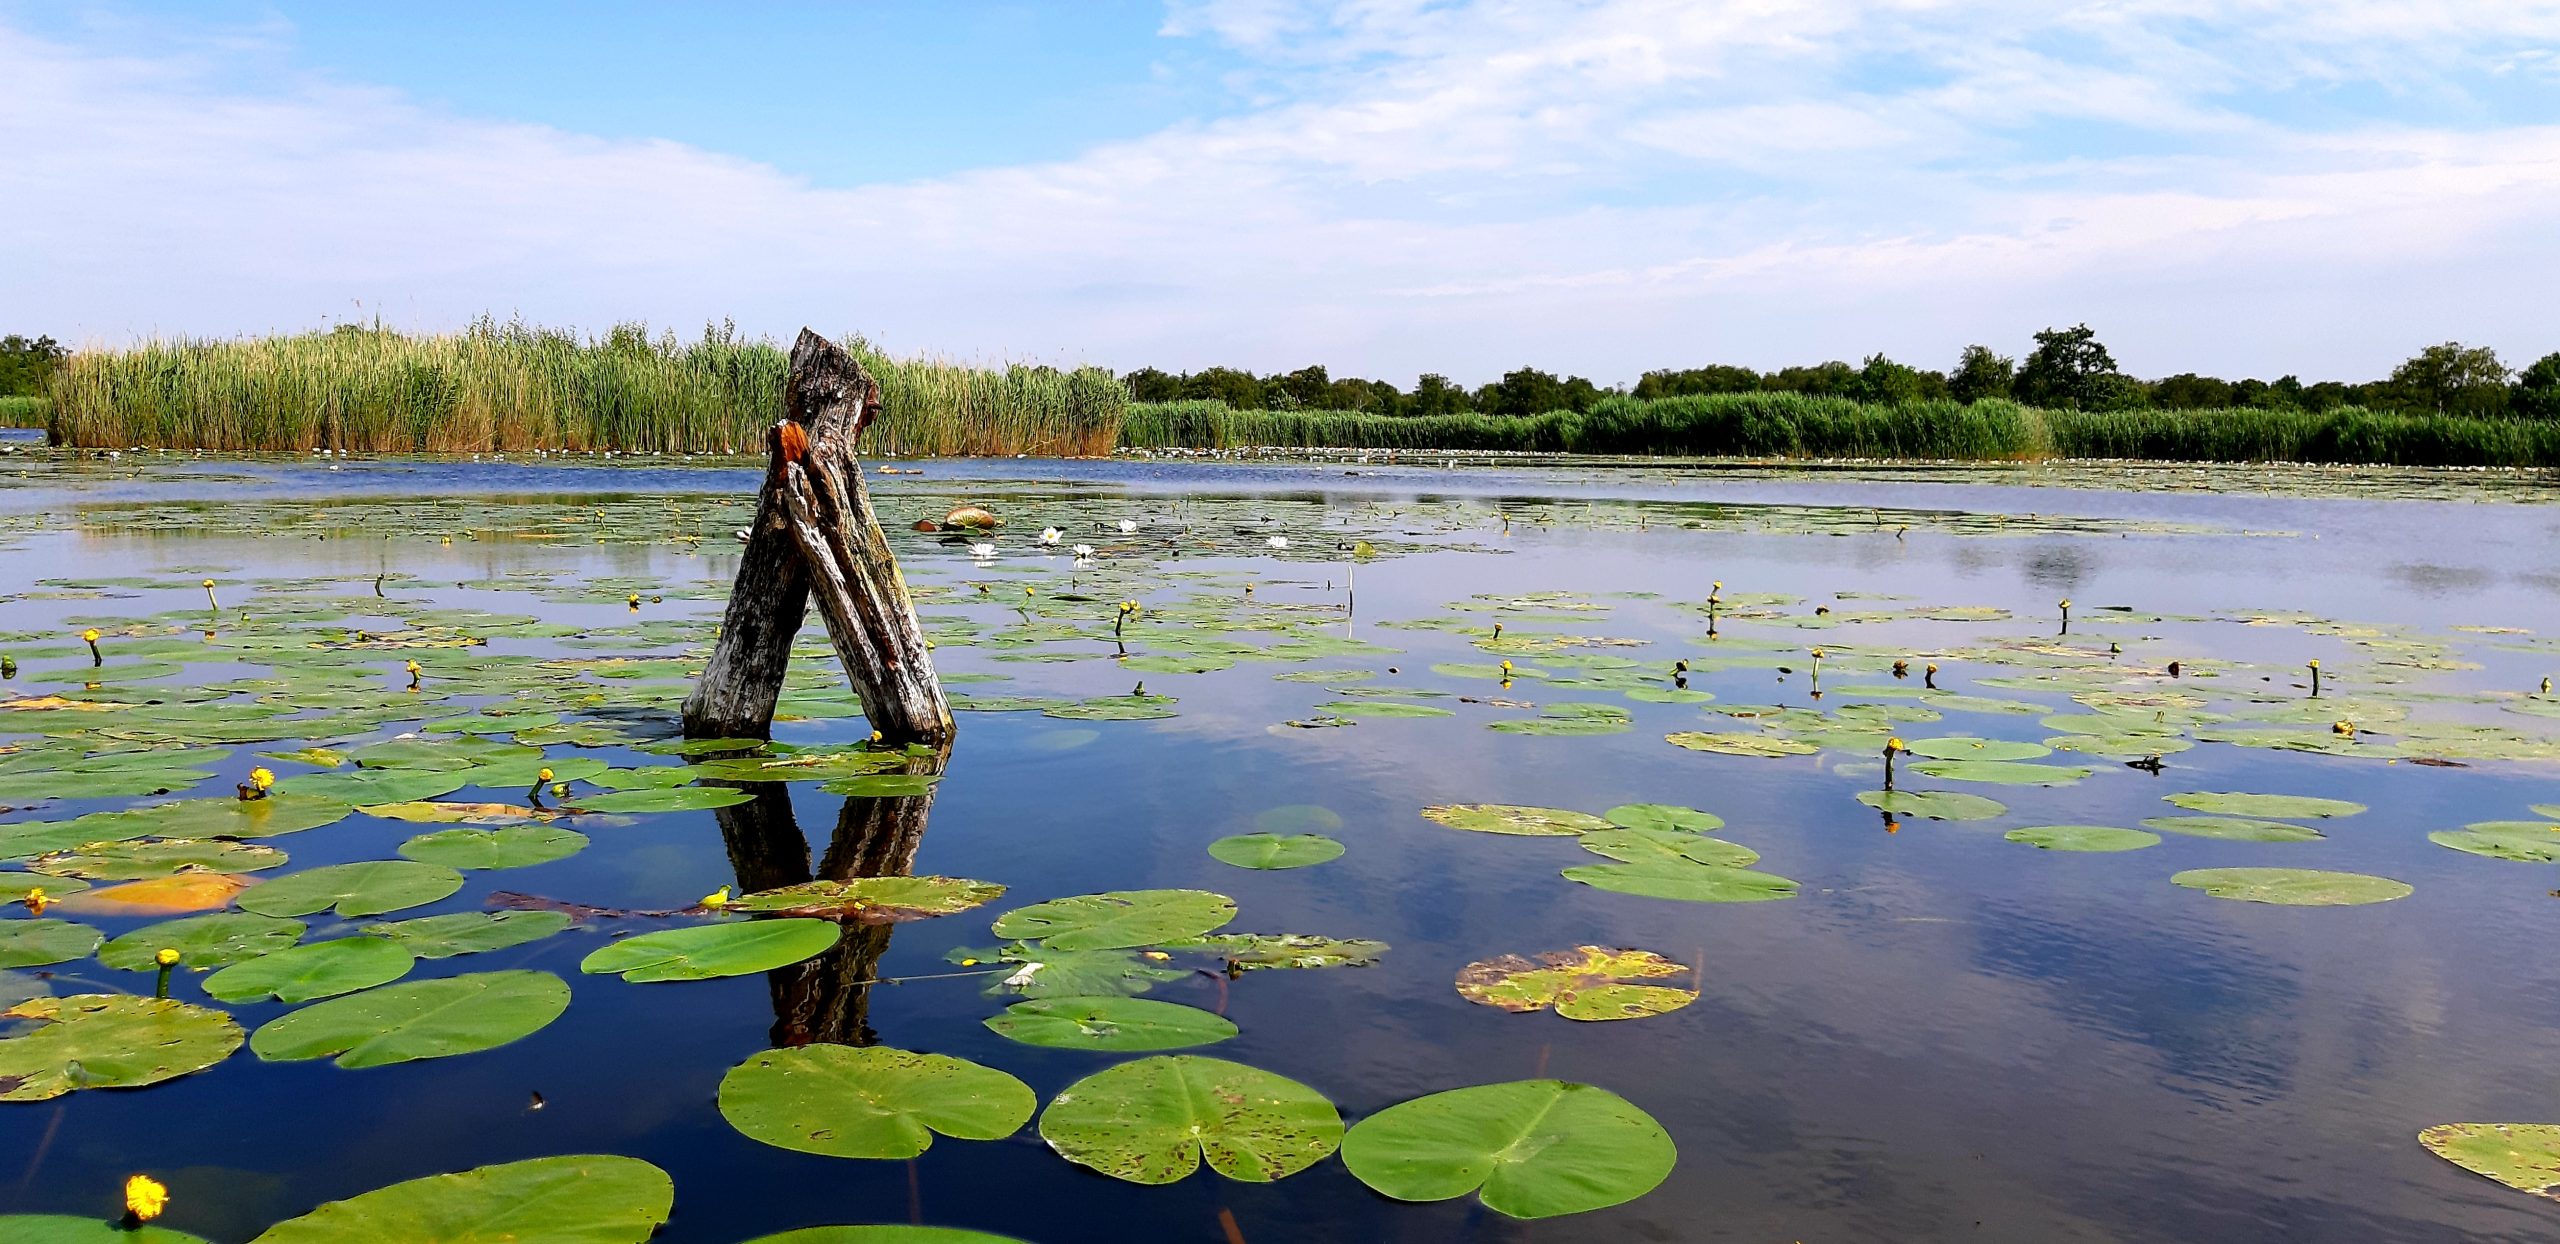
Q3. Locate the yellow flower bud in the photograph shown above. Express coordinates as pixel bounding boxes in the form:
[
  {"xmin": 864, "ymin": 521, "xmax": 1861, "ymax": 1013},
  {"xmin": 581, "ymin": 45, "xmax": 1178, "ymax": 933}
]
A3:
[
  {"xmin": 82, "ymin": 628, "xmax": 100, "ymax": 643},
  {"xmin": 1886, "ymin": 737, "xmax": 1905, "ymax": 753},
  {"xmin": 201, "ymin": 579, "xmax": 215, "ymax": 589},
  {"xmin": 701, "ymin": 887, "xmax": 731, "ymax": 910},
  {"xmin": 537, "ymin": 768, "xmax": 554, "ymax": 783},
  {"xmin": 155, "ymin": 948, "xmax": 180, "ymax": 967}
]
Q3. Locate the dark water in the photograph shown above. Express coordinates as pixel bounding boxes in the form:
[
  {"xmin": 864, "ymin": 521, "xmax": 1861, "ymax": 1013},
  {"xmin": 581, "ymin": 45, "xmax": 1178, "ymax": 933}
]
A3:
[{"xmin": 3, "ymin": 454, "xmax": 2560, "ymax": 1242}]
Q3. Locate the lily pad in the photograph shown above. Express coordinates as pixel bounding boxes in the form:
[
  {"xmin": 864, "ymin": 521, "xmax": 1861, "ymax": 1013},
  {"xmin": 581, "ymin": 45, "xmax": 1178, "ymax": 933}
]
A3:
[
  {"xmin": 1603, "ymin": 804, "xmax": 1724, "ymax": 833},
  {"xmin": 0, "ymin": 1218, "xmax": 208, "ymax": 1244},
  {"xmin": 236, "ymin": 860, "xmax": 464, "ymax": 918},
  {"xmin": 397, "ymin": 826, "xmax": 589, "ymax": 870},
  {"xmin": 1664, "ymin": 731, "xmax": 1818, "ymax": 758},
  {"xmin": 1562, "ymin": 859, "xmax": 1799, "ymax": 903},
  {"xmin": 248, "ymin": 969, "xmax": 571, "ymax": 1068},
  {"xmin": 361, "ymin": 801, "xmax": 573, "ymax": 826},
  {"xmin": 719, "ymin": 1045, "xmax": 1036, "ymax": 1159},
  {"xmin": 203, "ymin": 937, "xmax": 416, "ymax": 1003},
  {"xmin": 1455, "ymin": 947, "xmax": 1696, "ymax": 1021},
  {"xmin": 363, "ymin": 910, "xmax": 573, "ymax": 959},
  {"xmin": 61, "ymin": 871, "xmax": 256, "ymax": 915},
  {"xmin": 1207, "ymin": 833, "xmax": 1344, "ymax": 870},
  {"xmin": 1167, "ymin": 933, "xmax": 1388, "ymax": 970},
  {"xmin": 0, "ymin": 873, "xmax": 88, "ymax": 902},
  {"xmin": 245, "ymin": 1154, "xmax": 672, "ymax": 1244},
  {"xmin": 1038, "ymin": 1055, "xmax": 1343, "ymax": 1185},
  {"xmin": 2141, "ymin": 816, "xmax": 2326, "ymax": 843},
  {"xmin": 948, "ymin": 945, "xmax": 1187, "ymax": 997},
  {"xmin": 0, "ymin": 919, "xmax": 102, "ymax": 969},
  {"xmin": 99, "ymin": 793, "xmax": 352, "ymax": 841},
  {"xmin": 2164, "ymin": 791, "xmax": 2367, "ymax": 819},
  {"xmin": 29, "ymin": 838, "xmax": 287, "ymax": 880},
  {"xmin": 2005, "ymin": 825, "xmax": 2161, "ymax": 852},
  {"xmin": 101, "ymin": 912, "xmax": 305, "ymax": 971},
  {"xmin": 1339, "ymin": 1080, "xmax": 1675, "ymax": 1219},
  {"xmin": 1908, "ymin": 759, "xmax": 2092, "ymax": 786},
  {"xmin": 990, "ymin": 890, "xmax": 1235, "ymax": 950},
  {"xmin": 1419, "ymin": 804, "xmax": 1612, "ymax": 838},
  {"xmin": 568, "ymin": 786, "xmax": 757, "ymax": 813},
  {"xmin": 2431, "ymin": 824, "xmax": 2560, "ymax": 862},
  {"xmin": 2419, "ymin": 1123, "xmax": 2560, "ymax": 1200},
  {"xmin": 580, "ymin": 919, "xmax": 841, "ymax": 982},
  {"xmin": 2170, "ymin": 867, "xmax": 2412, "ymax": 906},
  {"xmin": 1906, "ymin": 737, "xmax": 2051, "ymax": 761},
  {"xmin": 728, "ymin": 877, "xmax": 1006, "ymax": 922},
  {"xmin": 986, "ymin": 996, "xmax": 1238, "ymax": 1051},
  {"xmin": 0, "ymin": 994, "xmax": 243, "ymax": 1101},
  {"xmin": 1856, "ymin": 790, "xmax": 2007, "ymax": 821},
  {"xmin": 1576, "ymin": 828, "xmax": 1759, "ymax": 869}
]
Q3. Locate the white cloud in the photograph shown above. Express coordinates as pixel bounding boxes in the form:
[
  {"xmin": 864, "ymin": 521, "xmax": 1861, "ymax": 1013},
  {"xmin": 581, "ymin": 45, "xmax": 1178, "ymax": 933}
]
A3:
[{"xmin": 5, "ymin": 2, "xmax": 2560, "ymax": 382}]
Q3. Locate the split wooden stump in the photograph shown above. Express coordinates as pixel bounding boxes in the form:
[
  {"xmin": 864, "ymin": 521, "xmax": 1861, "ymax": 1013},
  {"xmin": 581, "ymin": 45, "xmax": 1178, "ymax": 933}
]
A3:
[{"xmin": 683, "ymin": 329, "xmax": 954, "ymax": 746}]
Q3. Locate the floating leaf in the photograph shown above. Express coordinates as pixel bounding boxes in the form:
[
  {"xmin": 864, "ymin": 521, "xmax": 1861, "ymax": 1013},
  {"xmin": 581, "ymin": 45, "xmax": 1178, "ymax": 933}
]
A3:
[
  {"xmin": 363, "ymin": 910, "xmax": 573, "ymax": 959},
  {"xmin": 1664, "ymin": 731, "xmax": 1818, "ymax": 758},
  {"xmin": 949, "ymin": 944, "xmax": 1186, "ymax": 997},
  {"xmin": 719, "ymin": 1045, "xmax": 1035, "ymax": 1159},
  {"xmin": 1166, "ymin": 933, "xmax": 1388, "ymax": 970},
  {"xmin": 1418, "ymin": 804, "xmax": 1612, "ymax": 838},
  {"xmin": 1856, "ymin": 790, "xmax": 2007, "ymax": 821},
  {"xmin": 2141, "ymin": 816, "xmax": 2326, "ymax": 843},
  {"xmin": 1340, "ymin": 1080, "xmax": 1675, "ymax": 1219},
  {"xmin": 101, "ymin": 912, "xmax": 304, "ymax": 971},
  {"xmin": 579, "ymin": 919, "xmax": 841, "ymax": 982},
  {"xmin": 0, "ymin": 994, "xmax": 243, "ymax": 1101},
  {"xmin": 1906, "ymin": 737, "xmax": 2051, "ymax": 761},
  {"xmin": 0, "ymin": 873, "xmax": 87, "ymax": 902},
  {"xmin": 1562, "ymin": 859, "xmax": 1798, "ymax": 903},
  {"xmin": 1576, "ymin": 828, "xmax": 1758, "ymax": 868},
  {"xmin": 30, "ymin": 837, "xmax": 287, "ymax": 880},
  {"xmin": 361, "ymin": 801, "xmax": 572, "ymax": 826},
  {"xmin": 2419, "ymin": 1123, "xmax": 2560, "ymax": 1200},
  {"xmin": 245, "ymin": 1154, "xmax": 672, "ymax": 1244},
  {"xmin": 990, "ymin": 890, "xmax": 1235, "ymax": 950},
  {"xmin": 278, "ymin": 769, "xmax": 469, "ymax": 805},
  {"xmin": 397, "ymin": 825, "xmax": 589, "ymax": 870},
  {"xmin": 203, "ymin": 938, "xmax": 415, "ymax": 1003},
  {"xmin": 237, "ymin": 860, "xmax": 464, "ymax": 918},
  {"xmin": 1039, "ymin": 1055, "xmax": 1342, "ymax": 1185},
  {"xmin": 1603, "ymin": 804, "xmax": 1723, "ymax": 833},
  {"xmin": 2163, "ymin": 791, "xmax": 2367, "ymax": 819},
  {"xmin": 2430, "ymin": 824, "xmax": 2560, "ymax": 862},
  {"xmin": 249, "ymin": 970, "xmax": 571, "ymax": 1068},
  {"xmin": 568, "ymin": 786, "xmax": 757, "ymax": 813},
  {"xmin": 0, "ymin": 1217, "xmax": 208, "ymax": 1244},
  {"xmin": 1310, "ymin": 701, "xmax": 1449, "ymax": 719},
  {"xmin": 1908, "ymin": 759, "xmax": 2092, "ymax": 786},
  {"xmin": 1206, "ymin": 833, "xmax": 1344, "ymax": 870},
  {"xmin": 1455, "ymin": 947, "xmax": 1696, "ymax": 1021},
  {"xmin": 111, "ymin": 793, "xmax": 354, "ymax": 841},
  {"xmin": 728, "ymin": 877, "xmax": 1005, "ymax": 922},
  {"xmin": 988, "ymin": 996, "xmax": 1237, "ymax": 1051},
  {"xmin": 0, "ymin": 919, "xmax": 102, "ymax": 969},
  {"xmin": 2170, "ymin": 867, "xmax": 2412, "ymax": 906},
  {"xmin": 2005, "ymin": 825, "xmax": 2161, "ymax": 852}
]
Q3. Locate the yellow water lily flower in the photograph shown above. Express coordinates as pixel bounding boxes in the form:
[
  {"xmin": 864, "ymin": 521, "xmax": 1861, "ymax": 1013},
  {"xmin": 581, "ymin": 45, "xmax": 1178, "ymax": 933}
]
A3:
[
  {"xmin": 537, "ymin": 768, "xmax": 554, "ymax": 783},
  {"xmin": 701, "ymin": 886, "xmax": 731, "ymax": 911},
  {"xmin": 1885, "ymin": 737, "xmax": 1906, "ymax": 754},
  {"xmin": 250, "ymin": 767, "xmax": 274, "ymax": 791},
  {"xmin": 125, "ymin": 1174, "xmax": 169, "ymax": 1222},
  {"xmin": 81, "ymin": 628, "xmax": 99, "ymax": 643},
  {"xmin": 21, "ymin": 886, "xmax": 48, "ymax": 915}
]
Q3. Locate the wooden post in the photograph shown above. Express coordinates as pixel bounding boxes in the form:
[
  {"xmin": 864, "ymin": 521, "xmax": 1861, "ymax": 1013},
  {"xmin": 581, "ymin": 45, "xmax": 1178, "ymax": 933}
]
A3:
[{"xmin": 683, "ymin": 329, "xmax": 955, "ymax": 746}]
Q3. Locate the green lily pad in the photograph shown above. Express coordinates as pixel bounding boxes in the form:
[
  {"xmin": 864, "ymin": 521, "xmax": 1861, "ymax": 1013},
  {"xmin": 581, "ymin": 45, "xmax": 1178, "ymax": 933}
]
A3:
[
  {"xmin": 1454, "ymin": 946, "xmax": 1695, "ymax": 1021},
  {"xmin": 29, "ymin": 838, "xmax": 288, "ymax": 880},
  {"xmin": 2164, "ymin": 791, "xmax": 2367, "ymax": 819},
  {"xmin": 948, "ymin": 945, "xmax": 1187, "ymax": 997},
  {"xmin": 1310, "ymin": 701, "xmax": 1450, "ymax": 719},
  {"xmin": 1038, "ymin": 1055, "xmax": 1342, "ymax": 1185},
  {"xmin": 2141, "ymin": 816, "xmax": 2326, "ymax": 843},
  {"xmin": 244, "ymin": 1154, "xmax": 672, "ymax": 1244},
  {"xmin": 363, "ymin": 910, "xmax": 573, "ymax": 959},
  {"xmin": 347, "ymin": 736, "xmax": 538, "ymax": 771},
  {"xmin": 1664, "ymin": 731, "xmax": 1818, "ymax": 758},
  {"xmin": 277, "ymin": 769, "xmax": 469, "ymax": 804},
  {"xmin": 1339, "ymin": 1080, "xmax": 1675, "ymax": 1219},
  {"xmin": 2170, "ymin": 867, "xmax": 2412, "ymax": 906},
  {"xmin": 1419, "ymin": 804, "xmax": 1612, "ymax": 837},
  {"xmin": 203, "ymin": 937, "xmax": 416, "ymax": 1003},
  {"xmin": 2005, "ymin": 825, "xmax": 2161, "ymax": 852},
  {"xmin": 1576, "ymin": 828, "xmax": 1759, "ymax": 868},
  {"xmin": 2419, "ymin": 1123, "xmax": 2560, "ymax": 1200},
  {"xmin": 0, "ymin": 873, "xmax": 88, "ymax": 902},
  {"xmin": 1167, "ymin": 934, "xmax": 1388, "ymax": 970},
  {"xmin": 102, "ymin": 793, "xmax": 353, "ymax": 841},
  {"xmin": 0, "ymin": 919, "xmax": 102, "ymax": 969},
  {"xmin": 361, "ymin": 801, "xmax": 573, "ymax": 826},
  {"xmin": 720, "ymin": 1045, "xmax": 1036, "ymax": 1159},
  {"xmin": 2430, "ymin": 824, "xmax": 2560, "ymax": 862},
  {"xmin": 248, "ymin": 970, "xmax": 571, "ymax": 1068},
  {"xmin": 1907, "ymin": 759, "xmax": 2092, "ymax": 786},
  {"xmin": 986, "ymin": 996, "xmax": 1238, "ymax": 1051},
  {"xmin": 1562, "ymin": 859, "xmax": 1798, "ymax": 903},
  {"xmin": 1856, "ymin": 790, "xmax": 2007, "ymax": 821},
  {"xmin": 0, "ymin": 993, "xmax": 238, "ymax": 1104},
  {"xmin": 990, "ymin": 890, "xmax": 1235, "ymax": 950},
  {"xmin": 579, "ymin": 919, "xmax": 841, "ymax": 982},
  {"xmin": 728, "ymin": 877, "xmax": 1006, "ymax": 922},
  {"xmin": 1906, "ymin": 737, "xmax": 2052, "ymax": 761},
  {"xmin": 236, "ymin": 860, "xmax": 464, "ymax": 919},
  {"xmin": 1603, "ymin": 804, "xmax": 1724, "ymax": 833},
  {"xmin": 397, "ymin": 825, "xmax": 589, "ymax": 870},
  {"xmin": 0, "ymin": 1217, "xmax": 209, "ymax": 1244},
  {"xmin": 568, "ymin": 786, "xmax": 757, "ymax": 813},
  {"xmin": 101, "ymin": 912, "xmax": 305, "ymax": 971},
  {"xmin": 1207, "ymin": 833, "xmax": 1344, "ymax": 870}
]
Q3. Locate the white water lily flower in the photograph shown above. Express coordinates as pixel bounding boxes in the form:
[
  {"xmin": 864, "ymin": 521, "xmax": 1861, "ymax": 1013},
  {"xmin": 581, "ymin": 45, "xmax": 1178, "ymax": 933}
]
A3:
[
  {"xmin": 1002, "ymin": 962, "xmax": 1044, "ymax": 988},
  {"xmin": 1266, "ymin": 536, "xmax": 1289, "ymax": 549},
  {"xmin": 1072, "ymin": 544, "xmax": 1094, "ymax": 558},
  {"xmin": 970, "ymin": 541, "xmax": 998, "ymax": 560},
  {"xmin": 1039, "ymin": 527, "xmax": 1061, "ymax": 546},
  {"xmin": 1118, "ymin": 519, "xmax": 1138, "ymax": 533}
]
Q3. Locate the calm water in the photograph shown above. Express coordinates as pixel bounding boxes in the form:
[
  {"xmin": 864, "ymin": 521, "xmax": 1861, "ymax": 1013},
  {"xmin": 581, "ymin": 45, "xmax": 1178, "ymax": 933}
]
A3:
[{"xmin": 3, "ymin": 452, "xmax": 2559, "ymax": 1242}]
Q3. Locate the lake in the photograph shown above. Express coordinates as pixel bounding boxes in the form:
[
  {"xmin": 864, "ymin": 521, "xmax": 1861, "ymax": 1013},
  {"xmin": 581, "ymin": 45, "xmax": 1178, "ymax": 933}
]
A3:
[{"xmin": 3, "ymin": 450, "xmax": 2559, "ymax": 1243}]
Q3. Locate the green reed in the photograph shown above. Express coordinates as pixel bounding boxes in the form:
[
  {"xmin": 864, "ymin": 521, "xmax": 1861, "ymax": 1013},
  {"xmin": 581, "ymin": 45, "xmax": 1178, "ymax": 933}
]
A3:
[
  {"xmin": 48, "ymin": 321, "xmax": 1125, "ymax": 456},
  {"xmin": 0, "ymin": 396, "xmax": 45, "ymax": 428}
]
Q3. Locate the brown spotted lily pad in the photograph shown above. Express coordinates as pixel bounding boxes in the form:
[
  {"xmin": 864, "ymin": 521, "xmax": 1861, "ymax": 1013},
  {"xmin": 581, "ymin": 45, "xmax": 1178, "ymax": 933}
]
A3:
[
  {"xmin": 2420, "ymin": 1123, "xmax": 2560, "ymax": 1199},
  {"xmin": 727, "ymin": 876, "xmax": 1007, "ymax": 923},
  {"xmin": 1455, "ymin": 946, "xmax": 1697, "ymax": 1021}
]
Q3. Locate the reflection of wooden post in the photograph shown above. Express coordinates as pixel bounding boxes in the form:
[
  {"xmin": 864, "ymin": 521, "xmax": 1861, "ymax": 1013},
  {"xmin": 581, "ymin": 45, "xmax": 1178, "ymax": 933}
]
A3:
[{"xmin": 683, "ymin": 329, "xmax": 954, "ymax": 746}]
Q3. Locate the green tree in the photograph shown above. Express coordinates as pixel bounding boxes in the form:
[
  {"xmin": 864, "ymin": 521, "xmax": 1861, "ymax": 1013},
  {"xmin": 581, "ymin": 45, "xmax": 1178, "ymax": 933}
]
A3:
[
  {"xmin": 1274, "ymin": 365, "xmax": 1332, "ymax": 410},
  {"xmin": 2513, "ymin": 352, "xmax": 2560, "ymax": 420},
  {"xmin": 2014, "ymin": 325, "xmax": 2120, "ymax": 409},
  {"xmin": 1122, "ymin": 367, "xmax": 1181, "ymax": 403},
  {"xmin": 1484, "ymin": 368, "xmax": 1575, "ymax": 417},
  {"xmin": 0, "ymin": 334, "xmax": 67, "ymax": 396},
  {"xmin": 1849, "ymin": 354, "xmax": 1927, "ymax": 404},
  {"xmin": 1948, "ymin": 345, "xmax": 2014, "ymax": 404},
  {"xmin": 1409, "ymin": 373, "xmax": 1471, "ymax": 417},
  {"xmin": 2387, "ymin": 342, "xmax": 2509, "ymax": 417},
  {"xmin": 1176, "ymin": 367, "xmax": 1266, "ymax": 410},
  {"xmin": 1634, "ymin": 365, "xmax": 1761, "ymax": 399}
]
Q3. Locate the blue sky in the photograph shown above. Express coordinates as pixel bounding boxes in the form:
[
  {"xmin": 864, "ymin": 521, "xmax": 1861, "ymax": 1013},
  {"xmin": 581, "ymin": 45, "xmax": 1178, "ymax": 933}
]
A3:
[{"xmin": 5, "ymin": 1, "xmax": 2558, "ymax": 383}]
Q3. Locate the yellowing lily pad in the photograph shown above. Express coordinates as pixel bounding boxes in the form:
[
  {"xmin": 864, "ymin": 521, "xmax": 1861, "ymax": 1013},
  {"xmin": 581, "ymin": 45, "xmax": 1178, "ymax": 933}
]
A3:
[
  {"xmin": 727, "ymin": 877, "xmax": 1006, "ymax": 923},
  {"xmin": 1664, "ymin": 731, "xmax": 1818, "ymax": 758},
  {"xmin": 0, "ymin": 994, "xmax": 243, "ymax": 1101},
  {"xmin": 2420, "ymin": 1123, "xmax": 2560, "ymax": 1200},
  {"xmin": 1455, "ymin": 946, "xmax": 1696, "ymax": 1021},
  {"xmin": 1419, "ymin": 805, "xmax": 1612, "ymax": 837}
]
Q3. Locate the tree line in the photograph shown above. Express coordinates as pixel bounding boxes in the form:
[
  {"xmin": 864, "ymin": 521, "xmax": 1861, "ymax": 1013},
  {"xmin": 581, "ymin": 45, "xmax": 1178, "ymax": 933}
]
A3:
[
  {"xmin": 0, "ymin": 335, "xmax": 67, "ymax": 396},
  {"xmin": 1124, "ymin": 326, "xmax": 2560, "ymax": 420}
]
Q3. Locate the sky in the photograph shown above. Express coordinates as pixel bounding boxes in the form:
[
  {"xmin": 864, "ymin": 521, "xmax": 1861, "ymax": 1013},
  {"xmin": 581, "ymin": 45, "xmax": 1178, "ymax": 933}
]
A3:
[{"xmin": 4, "ymin": 0, "xmax": 2558, "ymax": 385}]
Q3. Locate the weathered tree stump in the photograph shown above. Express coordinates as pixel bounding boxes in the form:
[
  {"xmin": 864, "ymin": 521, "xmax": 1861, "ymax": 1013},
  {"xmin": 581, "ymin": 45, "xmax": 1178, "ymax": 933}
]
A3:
[{"xmin": 683, "ymin": 329, "xmax": 954, "ymax": 745}]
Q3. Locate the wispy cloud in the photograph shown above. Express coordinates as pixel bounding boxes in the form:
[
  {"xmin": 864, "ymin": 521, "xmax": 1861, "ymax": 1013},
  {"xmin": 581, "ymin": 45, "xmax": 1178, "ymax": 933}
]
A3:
[{"xmin": 6, "ymin": 2, "xmax": 2559, "ymax": 381}]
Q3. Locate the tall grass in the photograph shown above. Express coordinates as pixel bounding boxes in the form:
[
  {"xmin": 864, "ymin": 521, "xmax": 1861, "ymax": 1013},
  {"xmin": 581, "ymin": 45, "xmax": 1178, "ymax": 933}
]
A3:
[
  {"xmin": 1123, "ymin": 395, "xmax": 2560, "ymax": 467},
  {"xmin": 0, "ymin": 396, "xmax": 46, "ymax": 428},
  {"xmin": 48, "ymin": 321, "xmax": 1124, "ymax": 456}
]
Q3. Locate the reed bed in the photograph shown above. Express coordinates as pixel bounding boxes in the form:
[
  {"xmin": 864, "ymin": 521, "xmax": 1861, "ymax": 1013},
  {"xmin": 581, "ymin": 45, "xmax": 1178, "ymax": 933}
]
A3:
[
  {"xmin": 48, "ymin": 323, "xmax": 1124, "ymax": 456},
  {"xmin": 1123, "ymin": 396, "xmax": 2560, "ymax": 467},
  {"xmin": 0, "ymin": 396, "xmax": 46, "ymax": 428}
]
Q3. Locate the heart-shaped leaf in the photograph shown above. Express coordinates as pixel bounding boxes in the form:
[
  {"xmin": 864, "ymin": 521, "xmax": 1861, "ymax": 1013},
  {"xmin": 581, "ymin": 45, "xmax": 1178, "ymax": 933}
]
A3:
[
  {"xmin": 719, "ymin": 1045, "xmax": 1035, "ymax": 1159},
  {"xmin": 990, "ymin": 890, "xmax": 1235, "ymax": 951},
  {"xmin": 248, "ymin": 970, "xmax": 571, "ymax": 1069},
  {"xmin": 1340, "ymin": 1080, "xmax": 1674, "ymax": 1218},
  {"xmin": 986, "ymin": 996, "xmax": 1238, "ymax": 1051},
  {"xmin": 236, "ymin": 860, "xmax": 464, "ymax": 918},
  {"xmin": 1206, "ymin": 833, "xmax": 1344, "ymax": 870},
  {"xmin": 1038, "ymin": 1055, "xmax": 1341, "ymax": 1185},
  {"xmin": 245, "ymin": 1154, "xmax": 671, "ymax": 1244},
  {"xmin": 203, "ymin": 938, "xmax": 416, "ymax": 1003},
  {"xmin": 0, "ymin": 994, "xmax": 243, "ymax": 1101},
  {"xmin": 579, "ymin": 919, "xmax": 840, "ymax": 982}
]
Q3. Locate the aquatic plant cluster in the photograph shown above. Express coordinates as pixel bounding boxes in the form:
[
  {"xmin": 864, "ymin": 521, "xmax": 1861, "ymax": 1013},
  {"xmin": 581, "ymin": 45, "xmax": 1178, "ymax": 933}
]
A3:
[{"xmin": 4, "ymin": 459, "xmax": 2560, "ymax": 1238}]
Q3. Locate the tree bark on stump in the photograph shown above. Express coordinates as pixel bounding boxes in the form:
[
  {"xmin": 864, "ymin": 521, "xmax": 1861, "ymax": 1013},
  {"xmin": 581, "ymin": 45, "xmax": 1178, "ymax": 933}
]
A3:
[{"xmin": 681, "ymin": 329, "xmax": 954, "ymax": 746}]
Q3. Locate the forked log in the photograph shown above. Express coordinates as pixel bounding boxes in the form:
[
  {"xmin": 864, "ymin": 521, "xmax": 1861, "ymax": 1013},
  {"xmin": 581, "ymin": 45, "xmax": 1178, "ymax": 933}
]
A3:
[{"xmin": 682, "ymin": 329, "xmax": 954, "ymax": 745}]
